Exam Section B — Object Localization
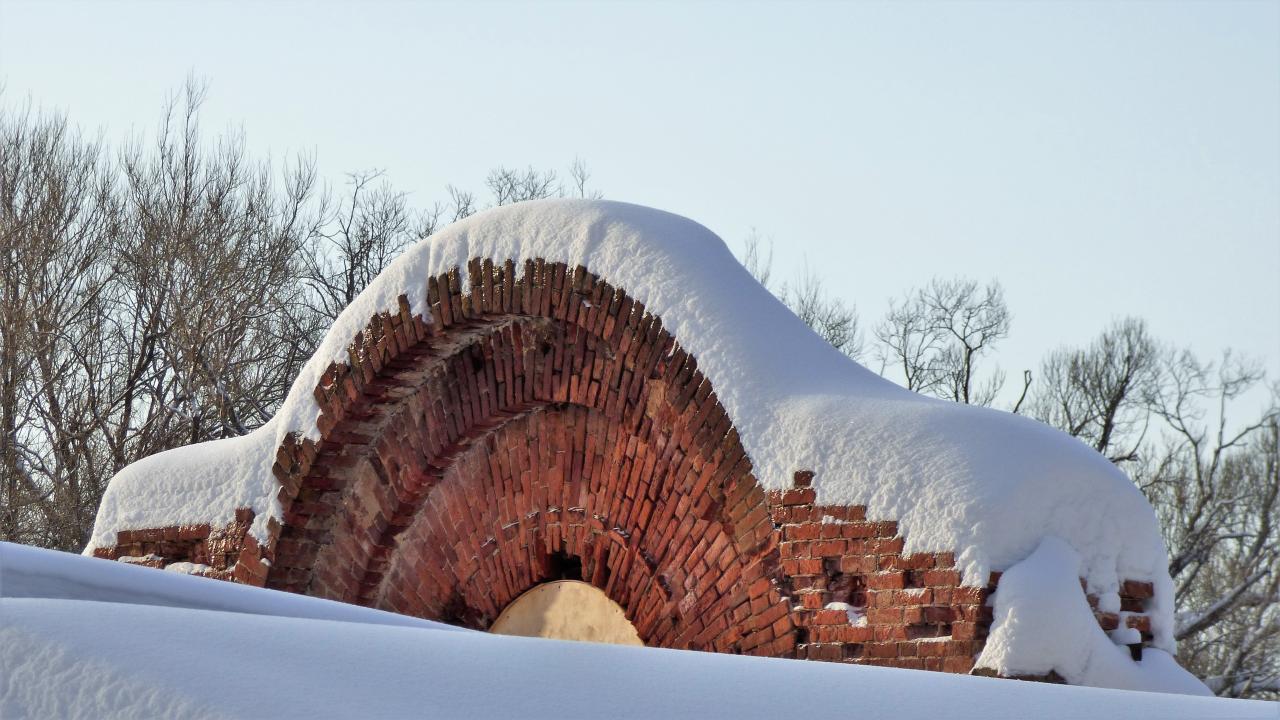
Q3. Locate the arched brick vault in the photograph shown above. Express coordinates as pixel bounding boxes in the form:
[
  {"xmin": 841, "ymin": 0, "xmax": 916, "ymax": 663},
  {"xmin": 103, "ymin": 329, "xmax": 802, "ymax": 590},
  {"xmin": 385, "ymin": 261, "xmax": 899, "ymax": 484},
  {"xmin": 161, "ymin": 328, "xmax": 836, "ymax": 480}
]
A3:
[
  {"xmin": 267, "ymin": 259, "xmax": 790, "ymax": 654},
  {"xmin": 98, "ymin": 257, "xmax": 1159, "ymax": 673}
]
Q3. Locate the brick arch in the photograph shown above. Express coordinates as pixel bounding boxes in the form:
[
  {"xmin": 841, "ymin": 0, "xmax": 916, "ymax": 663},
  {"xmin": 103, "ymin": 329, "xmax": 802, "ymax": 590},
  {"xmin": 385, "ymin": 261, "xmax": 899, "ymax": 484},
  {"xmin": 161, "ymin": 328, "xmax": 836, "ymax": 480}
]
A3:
[{"xmin": 265, "ymin": 260, "xmax": 796, "ymax": 654}]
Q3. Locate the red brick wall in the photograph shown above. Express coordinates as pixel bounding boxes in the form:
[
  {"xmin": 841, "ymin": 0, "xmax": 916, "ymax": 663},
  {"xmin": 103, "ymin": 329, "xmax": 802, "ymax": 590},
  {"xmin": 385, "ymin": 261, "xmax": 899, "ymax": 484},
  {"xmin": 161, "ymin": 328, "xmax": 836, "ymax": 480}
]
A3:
[
  {"xmin": 94, "ymin": 259, "xmax": 1154, "ymax": 677},
  {"xmin": 770, "ymin": 471, "xmax": 1154, "ymax": 673},
  {"xmin": 770, "ymin": 471, "xmax": 985, "ymax": 672},
  {"xmin": 95, "ymin": 508, "xmax": 263, "ymax": 584}
]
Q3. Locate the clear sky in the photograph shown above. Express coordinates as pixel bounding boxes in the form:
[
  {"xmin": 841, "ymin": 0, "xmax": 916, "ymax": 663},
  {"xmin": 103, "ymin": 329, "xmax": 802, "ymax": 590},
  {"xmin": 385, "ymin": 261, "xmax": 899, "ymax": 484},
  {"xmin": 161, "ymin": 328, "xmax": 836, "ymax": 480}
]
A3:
[{"xmin": 2, "ymin": 0, "xmax": 1277, "ymax": 408}]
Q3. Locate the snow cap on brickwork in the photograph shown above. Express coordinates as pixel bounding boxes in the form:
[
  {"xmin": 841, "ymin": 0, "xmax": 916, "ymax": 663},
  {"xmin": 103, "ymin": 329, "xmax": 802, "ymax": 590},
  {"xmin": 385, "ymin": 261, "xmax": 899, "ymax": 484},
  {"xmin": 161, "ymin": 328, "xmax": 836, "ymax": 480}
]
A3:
[{"xmin": 88, "ymin": 199, "xmax": 1177, "ymax": 654}]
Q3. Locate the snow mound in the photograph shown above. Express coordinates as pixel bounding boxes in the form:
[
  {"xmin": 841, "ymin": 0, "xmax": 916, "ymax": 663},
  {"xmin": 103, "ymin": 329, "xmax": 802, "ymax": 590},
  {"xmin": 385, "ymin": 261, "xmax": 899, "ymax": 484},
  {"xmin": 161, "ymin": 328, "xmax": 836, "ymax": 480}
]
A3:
[
  {"xmin": 1, "ymin": 542, "xmax": 456, "ymax": 632},
  {"xmin": 975, "ymin": 537, "xmax": 1209, "ymax": 695},
  {"xmin": 2, "ymin": 544, "xmax": 1268, "ymax": 719},
  {"xmin": 89, "ymin": 199, "xmax": 1175, "ymax": 653}
]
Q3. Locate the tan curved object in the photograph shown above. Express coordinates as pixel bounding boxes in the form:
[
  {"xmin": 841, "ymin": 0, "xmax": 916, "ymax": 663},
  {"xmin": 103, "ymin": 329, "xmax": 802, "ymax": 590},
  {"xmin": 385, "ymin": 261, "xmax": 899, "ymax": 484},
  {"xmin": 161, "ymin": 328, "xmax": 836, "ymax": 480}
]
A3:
[{"xmin": 490, "ymin": 580, "xmax": 644, "ymax": 646}]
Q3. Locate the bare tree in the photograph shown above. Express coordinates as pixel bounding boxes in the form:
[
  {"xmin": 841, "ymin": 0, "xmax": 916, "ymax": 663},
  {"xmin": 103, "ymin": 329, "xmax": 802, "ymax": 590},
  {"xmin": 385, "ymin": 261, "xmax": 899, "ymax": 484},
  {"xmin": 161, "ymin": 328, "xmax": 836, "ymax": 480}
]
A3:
[
  {"xmin": 569, "ymin": 157, "xmax": 601, "ymax": 200},
  {"xmin": 446, "ymin": 160, "xmax": 600, "ymax": 221},
  {"xmin": 302, "ymin": 170, "xmax": 440, "ymax": 322},
  {"xmin": 1137, "ymin": 355, "xmax": 1278, "ymax": 698},
  {"xmin": 1033, "ymin": 317, "xmax": 1160, "ymax": 463},
  {"xmin": 446, "ymin": 184, "xmax": 476, "ymax": 221},
  {"xmin": 486, "ymin": 165, "xmax": 559, "ymax": 206},
  {"xmin": 0, "ymin": 101, "xmax": 117, "ymax": 548},
  {"xmin": 780, "ymin": 266, "xmax": 864, "ymax": 360},
  {"xmin": 0, "ymin": 80, "xmax": 324, "ymax": 550},
  {"xmin": 114, "ymin": 78, "xmax": 320, "ymax": 443},
  {"xmin": 740, "ymin": 228, "xmax": 773, "ymax": 289},
  {"xmin": 874, "ymin": 277, "xmax": 1015, "ymax": 406},
  {"xmin": 1, "ymin": 80, "xmax": 605, "ymax": 551},
  {"xmin": 876, "ymin": 289, "xmax": 946, "ymax": 396},
  {"xmin": 302, "ymin": 159, "xmax": 596, "ymax": 320},
  {"xmin": 739, "ymin": 233, "xmax": 863, "ymax": 359}
]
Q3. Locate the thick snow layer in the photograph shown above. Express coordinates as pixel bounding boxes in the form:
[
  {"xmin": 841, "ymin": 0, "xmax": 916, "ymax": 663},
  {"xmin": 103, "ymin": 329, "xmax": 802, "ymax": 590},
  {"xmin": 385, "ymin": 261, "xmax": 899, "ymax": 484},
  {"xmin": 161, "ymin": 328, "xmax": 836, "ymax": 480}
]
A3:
[
  {"xmin": 2, "ymin": 544, "xmax": 1271, "ymax": 720},
  {"xmin": 974, "ymin": 537, "xmax": 1209, "ymax": 695},
  {"xmin": 89, "ymin": 199, "xmax": 1175, "ymax": 652},
  {"xmin": 1, "ymin": 542, "xmax": 456, "ymax": 632}
]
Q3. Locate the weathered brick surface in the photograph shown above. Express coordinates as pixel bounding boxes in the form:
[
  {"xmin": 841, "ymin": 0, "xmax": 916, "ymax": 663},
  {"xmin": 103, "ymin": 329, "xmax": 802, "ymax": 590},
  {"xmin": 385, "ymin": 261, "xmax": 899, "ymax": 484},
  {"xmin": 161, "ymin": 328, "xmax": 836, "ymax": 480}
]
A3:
[
  {"xmin": 95, "ymin": 512, "xmax": 252, "ymax": 582},
  {"xmin": 95, "ymin": 259, "xmax": 1155, "ymax": 679},
  {"xmin": 369, "ymin": 405, "xmax": 782, "ymax": 653},
  {"xmin": 768, "ymin": 471, "xmax": 985, "ymax": 672}
]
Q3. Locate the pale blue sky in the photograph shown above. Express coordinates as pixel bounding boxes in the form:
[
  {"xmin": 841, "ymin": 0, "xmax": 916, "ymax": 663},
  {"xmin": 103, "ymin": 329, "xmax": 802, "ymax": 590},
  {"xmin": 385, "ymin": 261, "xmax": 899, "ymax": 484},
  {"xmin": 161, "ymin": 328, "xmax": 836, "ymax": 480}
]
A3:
[{"xmin": 2, "ymin": 0, "xmax": 1277, "ymax": 408}]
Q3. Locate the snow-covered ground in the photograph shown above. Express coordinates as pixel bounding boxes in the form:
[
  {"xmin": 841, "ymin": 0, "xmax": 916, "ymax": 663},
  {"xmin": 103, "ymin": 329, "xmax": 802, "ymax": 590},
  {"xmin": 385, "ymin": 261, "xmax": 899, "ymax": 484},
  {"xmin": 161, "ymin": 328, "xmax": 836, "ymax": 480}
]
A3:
[{"xmin": 1, "ymin": 543, "xmax": 1271, "ymax": 719}]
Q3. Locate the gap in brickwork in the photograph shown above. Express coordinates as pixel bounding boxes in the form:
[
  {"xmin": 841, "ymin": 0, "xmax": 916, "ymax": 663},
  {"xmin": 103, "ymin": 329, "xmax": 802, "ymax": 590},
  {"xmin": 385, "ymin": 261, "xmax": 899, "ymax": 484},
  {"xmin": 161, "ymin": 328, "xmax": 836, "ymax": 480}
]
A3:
[{"xmin": 545, "ymin": 549, "xmax": 584, "ymax": 581}]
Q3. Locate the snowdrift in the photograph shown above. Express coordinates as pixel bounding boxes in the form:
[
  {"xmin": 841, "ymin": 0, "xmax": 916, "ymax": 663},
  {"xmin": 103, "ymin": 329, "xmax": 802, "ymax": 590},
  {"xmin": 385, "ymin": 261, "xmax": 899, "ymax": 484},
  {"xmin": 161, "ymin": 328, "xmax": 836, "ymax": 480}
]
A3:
[{"xmin": 2, "ymin": 544, "xmax": 1269, "ymax": 719}]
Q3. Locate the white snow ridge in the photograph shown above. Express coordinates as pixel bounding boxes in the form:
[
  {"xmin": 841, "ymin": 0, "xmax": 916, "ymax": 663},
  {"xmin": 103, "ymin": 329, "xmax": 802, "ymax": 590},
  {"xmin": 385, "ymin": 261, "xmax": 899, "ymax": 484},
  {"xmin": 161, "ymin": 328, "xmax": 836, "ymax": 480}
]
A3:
[{"xmin": 2, "ymin": 543, "xmax": 1273, "ymax": 719}]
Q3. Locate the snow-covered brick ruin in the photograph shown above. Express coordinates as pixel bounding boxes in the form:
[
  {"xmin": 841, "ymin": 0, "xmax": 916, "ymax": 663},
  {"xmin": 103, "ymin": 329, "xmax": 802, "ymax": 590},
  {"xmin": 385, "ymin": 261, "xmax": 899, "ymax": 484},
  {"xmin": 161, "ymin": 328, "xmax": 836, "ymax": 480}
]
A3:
[{"xmin": 84, "ymin": 200, "xmax": 1207, "ymax": 694}]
